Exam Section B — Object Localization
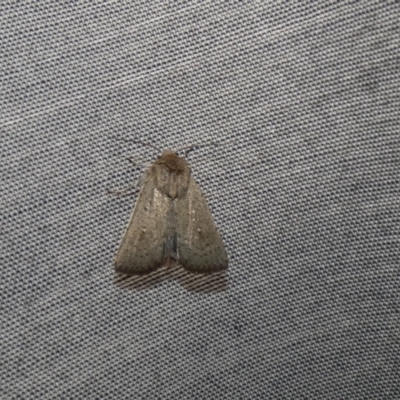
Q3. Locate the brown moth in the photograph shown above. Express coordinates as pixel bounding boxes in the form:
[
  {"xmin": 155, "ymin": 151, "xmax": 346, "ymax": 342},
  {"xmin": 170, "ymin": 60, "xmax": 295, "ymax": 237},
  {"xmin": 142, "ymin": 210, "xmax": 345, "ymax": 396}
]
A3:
[{"xmin": 114, "ymin": 150, "xmax": 228, "ymax": 274}]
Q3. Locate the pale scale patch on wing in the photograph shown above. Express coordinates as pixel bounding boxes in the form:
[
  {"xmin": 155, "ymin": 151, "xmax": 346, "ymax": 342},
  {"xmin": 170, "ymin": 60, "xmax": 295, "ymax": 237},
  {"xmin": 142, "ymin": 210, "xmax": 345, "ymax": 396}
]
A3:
[
  {"xmin": 176, "ymin": 176, "xmax": 228, "ymax": 273},
  {"xmin": 114, "ymin": 173, "xmax": 171, "ymax": 274}
]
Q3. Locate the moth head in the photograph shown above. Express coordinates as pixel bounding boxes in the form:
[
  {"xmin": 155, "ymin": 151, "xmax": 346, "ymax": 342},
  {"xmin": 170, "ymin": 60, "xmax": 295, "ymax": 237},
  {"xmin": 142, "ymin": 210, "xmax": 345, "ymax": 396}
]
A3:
[{"xmin": 155, "ymin": 150, "xmax": 188, "ymax": 174}]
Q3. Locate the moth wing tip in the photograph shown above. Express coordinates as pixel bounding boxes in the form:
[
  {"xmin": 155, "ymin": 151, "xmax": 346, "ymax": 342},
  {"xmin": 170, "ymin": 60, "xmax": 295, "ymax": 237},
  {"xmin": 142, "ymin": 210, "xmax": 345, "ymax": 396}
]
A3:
[
  {"xmin": 114, "ymin": 261, "xmax": 162, "ymax": 275},
  {"xmin": 180, "ymin": 260, "xmax": 228, "ymax": 274}
]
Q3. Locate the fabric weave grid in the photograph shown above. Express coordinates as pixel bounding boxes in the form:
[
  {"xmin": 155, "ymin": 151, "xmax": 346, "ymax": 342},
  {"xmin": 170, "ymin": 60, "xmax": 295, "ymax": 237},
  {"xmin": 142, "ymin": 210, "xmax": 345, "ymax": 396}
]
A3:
[{"xmin": 1, "ymin": 3, "xmax": 399, "ymax": 399}]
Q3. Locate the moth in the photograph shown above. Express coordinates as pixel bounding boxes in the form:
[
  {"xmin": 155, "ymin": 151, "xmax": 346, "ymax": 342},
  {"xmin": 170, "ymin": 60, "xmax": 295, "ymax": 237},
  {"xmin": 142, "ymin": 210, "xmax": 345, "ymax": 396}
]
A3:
[{"xmin": 114, "ymin": 149, "xmax": 228, "ymax": 274}]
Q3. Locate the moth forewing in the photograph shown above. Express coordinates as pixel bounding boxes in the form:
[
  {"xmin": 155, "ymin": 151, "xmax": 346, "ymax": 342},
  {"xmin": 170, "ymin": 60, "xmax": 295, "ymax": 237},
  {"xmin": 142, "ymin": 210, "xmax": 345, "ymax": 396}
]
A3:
[
  {"xmin": 114, "ymin": 176, "xmax": 170, "ymax": 274},
  {"xmin": 176, "ymin": 176, "xmax": 228, "ymax": 273},
  {"xmin": 114, "ymin": 150, "xmax": 228, "ymax": 274}
]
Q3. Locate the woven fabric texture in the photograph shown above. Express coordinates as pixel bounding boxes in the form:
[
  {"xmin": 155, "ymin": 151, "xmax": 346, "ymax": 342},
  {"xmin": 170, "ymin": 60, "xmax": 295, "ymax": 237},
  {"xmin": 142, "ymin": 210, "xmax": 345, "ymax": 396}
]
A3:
[{"xmin": 1, "ymin": 3, "xmax": 399, "ymax": 399}]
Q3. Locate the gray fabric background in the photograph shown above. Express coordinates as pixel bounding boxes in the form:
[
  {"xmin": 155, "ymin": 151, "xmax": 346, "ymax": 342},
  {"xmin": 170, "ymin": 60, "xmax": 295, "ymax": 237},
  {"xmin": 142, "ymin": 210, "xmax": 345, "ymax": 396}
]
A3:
[{"xmin": 1, "ymin": 3, "xmax": 399, "ymax": 399}]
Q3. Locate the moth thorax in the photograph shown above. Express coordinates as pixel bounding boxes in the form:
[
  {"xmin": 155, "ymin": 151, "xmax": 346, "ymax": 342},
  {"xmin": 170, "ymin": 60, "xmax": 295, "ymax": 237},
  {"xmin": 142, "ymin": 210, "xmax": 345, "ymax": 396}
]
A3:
[{"xmin": 155, "ymin": 151, "xmax": 188, "ymax": 174}]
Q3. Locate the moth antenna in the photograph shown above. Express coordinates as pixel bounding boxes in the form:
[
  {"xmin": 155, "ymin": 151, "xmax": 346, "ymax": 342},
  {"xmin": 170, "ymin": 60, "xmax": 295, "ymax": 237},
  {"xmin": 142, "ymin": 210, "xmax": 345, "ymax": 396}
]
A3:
[
  {"xmin": 111, "ymin": 136, "xmax": 162, "ymax": 153},
  {"xmin": 176, "ymin": 139, "xmax": 236, "ymax": 158},
  {"xmin": 176, "ymin": 141, "xmax": 217, "ymax": 158}
]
